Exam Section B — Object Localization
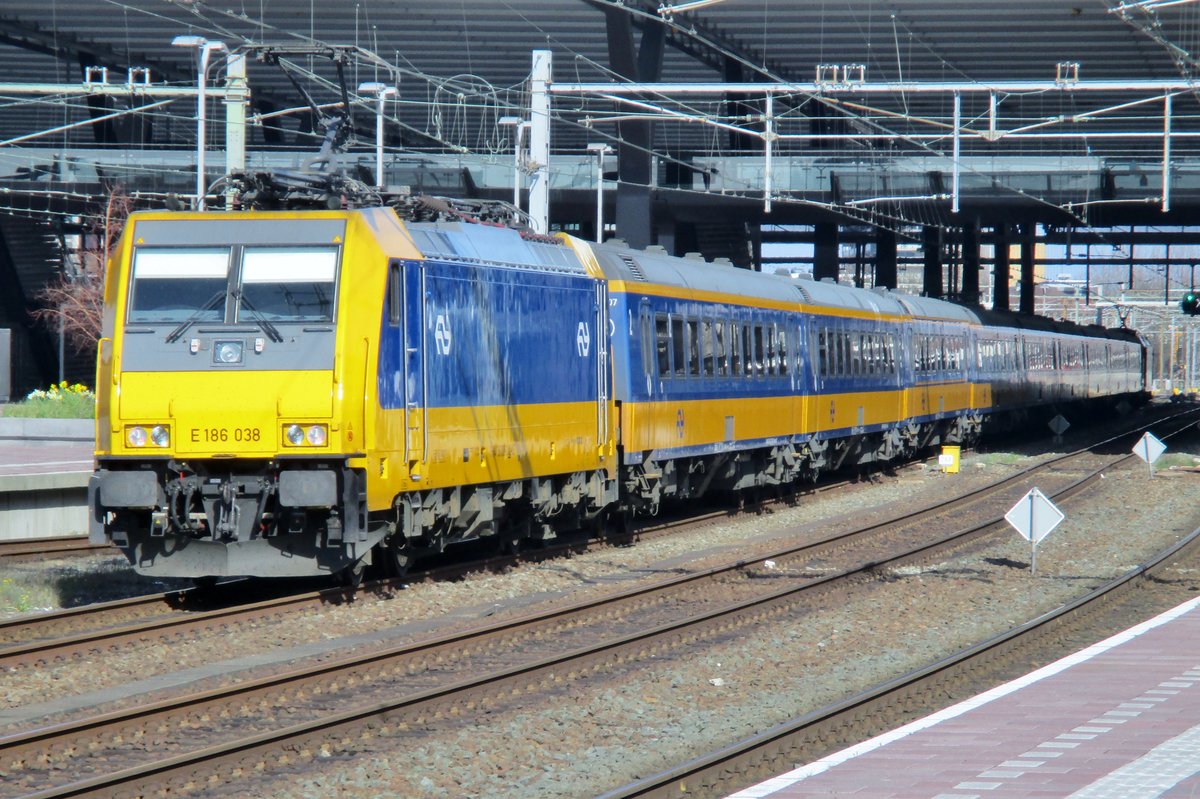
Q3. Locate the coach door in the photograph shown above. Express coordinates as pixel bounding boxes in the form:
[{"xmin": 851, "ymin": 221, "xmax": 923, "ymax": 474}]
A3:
[
  {"xmin": 403, "ymin": 261, "xmax": 427, "ymax": 467},
  {"xmin": 595, "ymin": 282, "xmax": 611, "ymax": 449},
  {"xmin": 638, "ymin": 298, "xmax": 654, "ymax": 397}
]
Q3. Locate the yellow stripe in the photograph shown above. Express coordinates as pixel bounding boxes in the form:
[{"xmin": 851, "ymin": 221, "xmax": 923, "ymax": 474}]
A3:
[
  {"xmin": 622, "ymin": 383, "xmax": 983, "ymax": 453},
  {"xmin": 365, "ymin": 401, "xmax": 616, "ymax": 511}
]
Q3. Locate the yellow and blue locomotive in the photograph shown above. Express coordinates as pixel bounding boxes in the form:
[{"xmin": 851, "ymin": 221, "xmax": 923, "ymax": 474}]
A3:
[
  {"xmin": 90, "ymin": 198, "xmax": 1147, "ymax": 581},
  {"xmin": 90, "ymin": 204, "xmax": 615, "ymax": 579}
]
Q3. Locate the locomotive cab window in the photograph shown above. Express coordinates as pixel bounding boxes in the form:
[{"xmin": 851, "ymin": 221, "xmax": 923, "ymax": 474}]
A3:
[
  {"xmin": 127, "ymin": 247, "xmax": 231, "ymax": 323},
  {"xmin": 238, "ymin": 247, "xmax": 338, "ymax": 322}
]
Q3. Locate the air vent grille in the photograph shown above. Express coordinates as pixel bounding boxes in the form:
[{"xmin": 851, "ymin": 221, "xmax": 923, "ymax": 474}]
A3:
[{"xmin": 620, "ymin": 255, "xmax": 648, "ymax": 281}]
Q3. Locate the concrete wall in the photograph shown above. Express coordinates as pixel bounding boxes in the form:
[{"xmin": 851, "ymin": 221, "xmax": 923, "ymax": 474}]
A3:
[
  {"xmin": 0, "ymin": 472, "xmax": 89, "ymax": 538},
  {"xmin": 0, "ymin": 416, "xmax": 93, "ymax": 539}
]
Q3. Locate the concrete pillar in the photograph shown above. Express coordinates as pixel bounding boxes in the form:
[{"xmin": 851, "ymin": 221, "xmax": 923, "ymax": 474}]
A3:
[
  {"xmin": 993, "ymin": 223, "xmax": 1011, "ymax": 312},
  {"xmin": 874, "ymin": 227, "xmax": 897, "ymax": 290},
  {"xmin": 1019, "ymin": 222, "xmax": 1037, "ymax": 316},
  {"xmin": 923, "ymin": 225, "xmax": 943, "ymax": 298},
  {"xmin": 813, "ymin": 223, "xmax": 839, "ymax": 282},
  {"xmin": 961, "ymin": 217, "xmax": 980, "ymax": 304}
]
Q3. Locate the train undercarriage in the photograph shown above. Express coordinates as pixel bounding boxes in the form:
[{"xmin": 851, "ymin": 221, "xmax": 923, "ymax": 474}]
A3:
[
  {"xmin": 89, "ymin": 458, "xmax": 385, "ymax": 579},
  {"xmin": 91, "ymin": 394, "xmax": 1141, "ymax": 583}
]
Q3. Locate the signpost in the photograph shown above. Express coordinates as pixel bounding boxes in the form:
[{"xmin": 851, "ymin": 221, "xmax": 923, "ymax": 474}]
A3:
[
  {"xmin": 1132, "ymin": 432, "xmax": 1167, "ymax": 478},
  {"xmin": 1004, "ymin": 487, "xmax": 1065, "ymax": 576},
  {"xmin": 1048, "ymin": 414, "xmax": 1070, "ymax": 444}
]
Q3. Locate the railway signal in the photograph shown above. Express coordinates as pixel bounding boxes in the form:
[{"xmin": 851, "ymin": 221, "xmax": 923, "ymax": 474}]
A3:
[{"xmin": 1181, "ymin": 291, "xmax": 1200, "ymax": 315}]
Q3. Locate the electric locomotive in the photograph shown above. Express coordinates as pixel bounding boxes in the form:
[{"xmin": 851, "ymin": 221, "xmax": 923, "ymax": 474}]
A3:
[{"xmin": 90, "ymin": 203, "xmax": 615, "ymax": 580}]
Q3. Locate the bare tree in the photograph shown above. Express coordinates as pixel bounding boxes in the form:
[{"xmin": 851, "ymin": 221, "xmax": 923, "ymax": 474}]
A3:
[{"xmin": 34, "ymin": 187, "xmax": 132, "ymax": 353}]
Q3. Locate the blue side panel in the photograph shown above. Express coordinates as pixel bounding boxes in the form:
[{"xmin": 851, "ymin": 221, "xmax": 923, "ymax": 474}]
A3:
[
  {"xmin": 379, "ymin": 304, "xmax": 403, "ymax": 409},
  {"xmin": 614, "ymin": 291, "xmax": 812, "ymax": 403},
  {"xmin": 379, "ymin": 259, "xmax": 601, "ymax": 410}
]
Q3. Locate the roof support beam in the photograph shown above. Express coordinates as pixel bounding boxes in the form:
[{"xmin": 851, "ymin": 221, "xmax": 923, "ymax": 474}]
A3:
[{"xmin": 603, "ymin": 7, "xmax": 664, "ymax": 248}]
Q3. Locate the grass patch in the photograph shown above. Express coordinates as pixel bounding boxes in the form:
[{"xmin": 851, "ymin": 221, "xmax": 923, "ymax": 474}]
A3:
[
  {"xmin": 0, "ymin": 575, "xmax": 57, "ymax": 615},
  {"xmin": 1158, "ymin": 452, "xmax": 1200, "ymax": 470},
  {"xmin": 971, "ymin": 452, "xmax": 1028, "ymax": 467},
  {"xmin": 0, "ymin": 556, "xmax": 188, "ymax": 619},
  {"xmin": 2, "ymin": 382, "xmax": 95, "ymax": 419}
]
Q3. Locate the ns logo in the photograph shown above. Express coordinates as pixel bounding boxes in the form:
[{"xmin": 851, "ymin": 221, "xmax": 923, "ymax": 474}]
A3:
[
  {"xmin": 434, "ymin": 314, "xmax": 452, "ymax": 356},
  {"xmin": 576, "ymin": 322, "xmax": 591, "ymax": 357}
]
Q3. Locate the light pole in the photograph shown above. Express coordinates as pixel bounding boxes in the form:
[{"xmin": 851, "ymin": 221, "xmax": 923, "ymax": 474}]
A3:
[
  {"xmin": 358, "ymin": 82, "xmax": 397, "ymax": 191},
  {"xmin": 586, "ymin": 143, "xmax": 612, "ymax": 243},
  {"xmin": 499, "ymin": 116, "xmax": 530, "ymax": 211},
  {"xmin": 172, "ymin": 35, "xmax": 227, "ymax": 211}
]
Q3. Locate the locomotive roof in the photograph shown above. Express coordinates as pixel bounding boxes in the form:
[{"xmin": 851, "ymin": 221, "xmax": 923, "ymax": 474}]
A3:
[{"xmin": 404, "ymin": 220, "xmax": 588, "ymax": 276}]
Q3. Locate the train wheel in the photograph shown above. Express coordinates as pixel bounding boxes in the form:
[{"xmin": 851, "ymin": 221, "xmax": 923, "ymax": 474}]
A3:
[
  {"xmin": 605, "ymin": 507, "xmax": 636, "ymax": 546},
  {"xmin": 340, "ymin": 558, "xmax": 367, "ymax": 588},
  {"xmin": 388, "ymin": 539, "xmax": 414, "ymax": 578}
]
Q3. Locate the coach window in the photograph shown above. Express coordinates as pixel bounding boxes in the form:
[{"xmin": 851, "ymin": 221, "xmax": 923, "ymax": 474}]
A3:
[
  {"xmin": 686, "ymin": 319, "xmax": 701, "ymax": 377},
  {"xmin": 734, "ymin": 321, "xmax": 744, "ymax": 376},
  {"xmin": 817, "ymin": 329, "xmax": 827, "ymax": 378},
  {"xmin": 731, "ymin": 320, "xmax": 743, "ymax": 376},
  {"xmin": 701, "ymin": 319, "xmax": 715, "ymax": 377},
  {"xmin": 670, "ymin": 316, "xmax": 686, "ymax": 377},
  {"xmin": 745, "ymin": 324, "xmax": 757, "ymax": 377},
  {"xmin": 779, "ymin": 327, "xmax": 789, "ymax": 376},
  {"xmin": 714, "ymin": 321, "xmax": 727, "ymax": 376},
  {"xmin": 765, "ymin": 325, "xmax": 778, "ymax": 376},
  {"xmin": 655, "ymin": 314, "xmax": 671, "ymax": 377}
]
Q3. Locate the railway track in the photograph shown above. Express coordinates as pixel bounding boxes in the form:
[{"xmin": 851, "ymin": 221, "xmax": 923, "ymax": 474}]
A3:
[
  {"xmin": 598, "ymin": 509, "xmax": 1200, "ymax": 799},
  {"xmin": 3, "ymin": 415, "xmax": 1192, "ymax": 798},
  {"xmin": 0, "ymin": 536, "xmax": 107, "ymax": 561},
  {"xmin": 2, "ymin": 403, "xmax": 1189, "ymax": 668},
  {"xmin": 0, "ymin": 450, "xmax": 867, "ymax": 669}
]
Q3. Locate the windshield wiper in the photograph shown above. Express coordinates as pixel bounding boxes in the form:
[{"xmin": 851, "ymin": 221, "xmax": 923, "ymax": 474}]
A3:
[
  {"xmin": 165, "ymin": 290, "xmax": 228, "ymax": 343},
  {"xmin": 234, "ymin": 292, "xmax": 284, "ymax": 343}
]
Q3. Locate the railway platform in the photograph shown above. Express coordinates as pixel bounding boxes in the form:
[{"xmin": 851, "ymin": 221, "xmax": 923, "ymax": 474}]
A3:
[
  {"xmin": 0, "ymin": 418, "xmax": 92, "ymax": 538},
  {"xmin": 729, "ymin": 595, "xmax": 1200, "ymax": 799}
]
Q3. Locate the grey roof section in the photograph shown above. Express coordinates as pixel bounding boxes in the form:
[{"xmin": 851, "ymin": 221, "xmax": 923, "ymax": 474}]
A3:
[
  {"xmin": 888, "ymin": 292, "xmax": 986, "ymax": 325},
  {"xmin": 406, "ymin": 222, "xmax": 587, "ymax": 275},
  {"xmin": 593, "ymin": 240, "xmax": 985, "ymax": 323},
  {"xmin": 593, "ymin": 243, "xmax": 800, "ymax": 305}
]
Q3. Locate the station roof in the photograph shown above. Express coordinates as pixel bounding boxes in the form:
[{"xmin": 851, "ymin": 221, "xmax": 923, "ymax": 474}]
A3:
[
  {"xmin": 1, "ymin": 1, "xmax": 1190, "ymax": 139},
  {"xmin": 1, "ymin": 1, "xmax": 1199, "ymax": 229}
]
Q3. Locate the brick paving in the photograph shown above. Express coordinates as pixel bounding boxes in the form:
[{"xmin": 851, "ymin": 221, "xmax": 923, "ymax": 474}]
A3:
[{"xmin": 729, "ymin": 597, "xmax": 1200, "ymax": 799}]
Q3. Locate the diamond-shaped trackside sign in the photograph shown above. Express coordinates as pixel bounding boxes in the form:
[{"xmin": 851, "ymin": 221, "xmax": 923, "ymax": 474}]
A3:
[
  {"xmin": 1133, "ymin": 432, "xmax": 1166, "ymax": 466},
  {"xmin": 1005, "ymin": 487, "xmax": 1064, "ymax": 544}
]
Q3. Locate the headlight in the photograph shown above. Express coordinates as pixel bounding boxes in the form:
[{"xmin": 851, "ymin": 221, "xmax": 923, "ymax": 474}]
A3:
[
  {"xmin": 214, "ymin": 340, "xmax": 244, "ymax": 364},
  {"xmin": 151, "ymin": 425, "xmax": 170, "ymax": 448},
  {"xmin": 127, "ymin": 426, "xmax": 148, "ymax": 447},
  {"xmin": 286, "ymin": 424, "xmax": 306, "ymax": 446},
  {"xmin": 283, "ymin": 423, "xmax": 329, "ymax": 447}
]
